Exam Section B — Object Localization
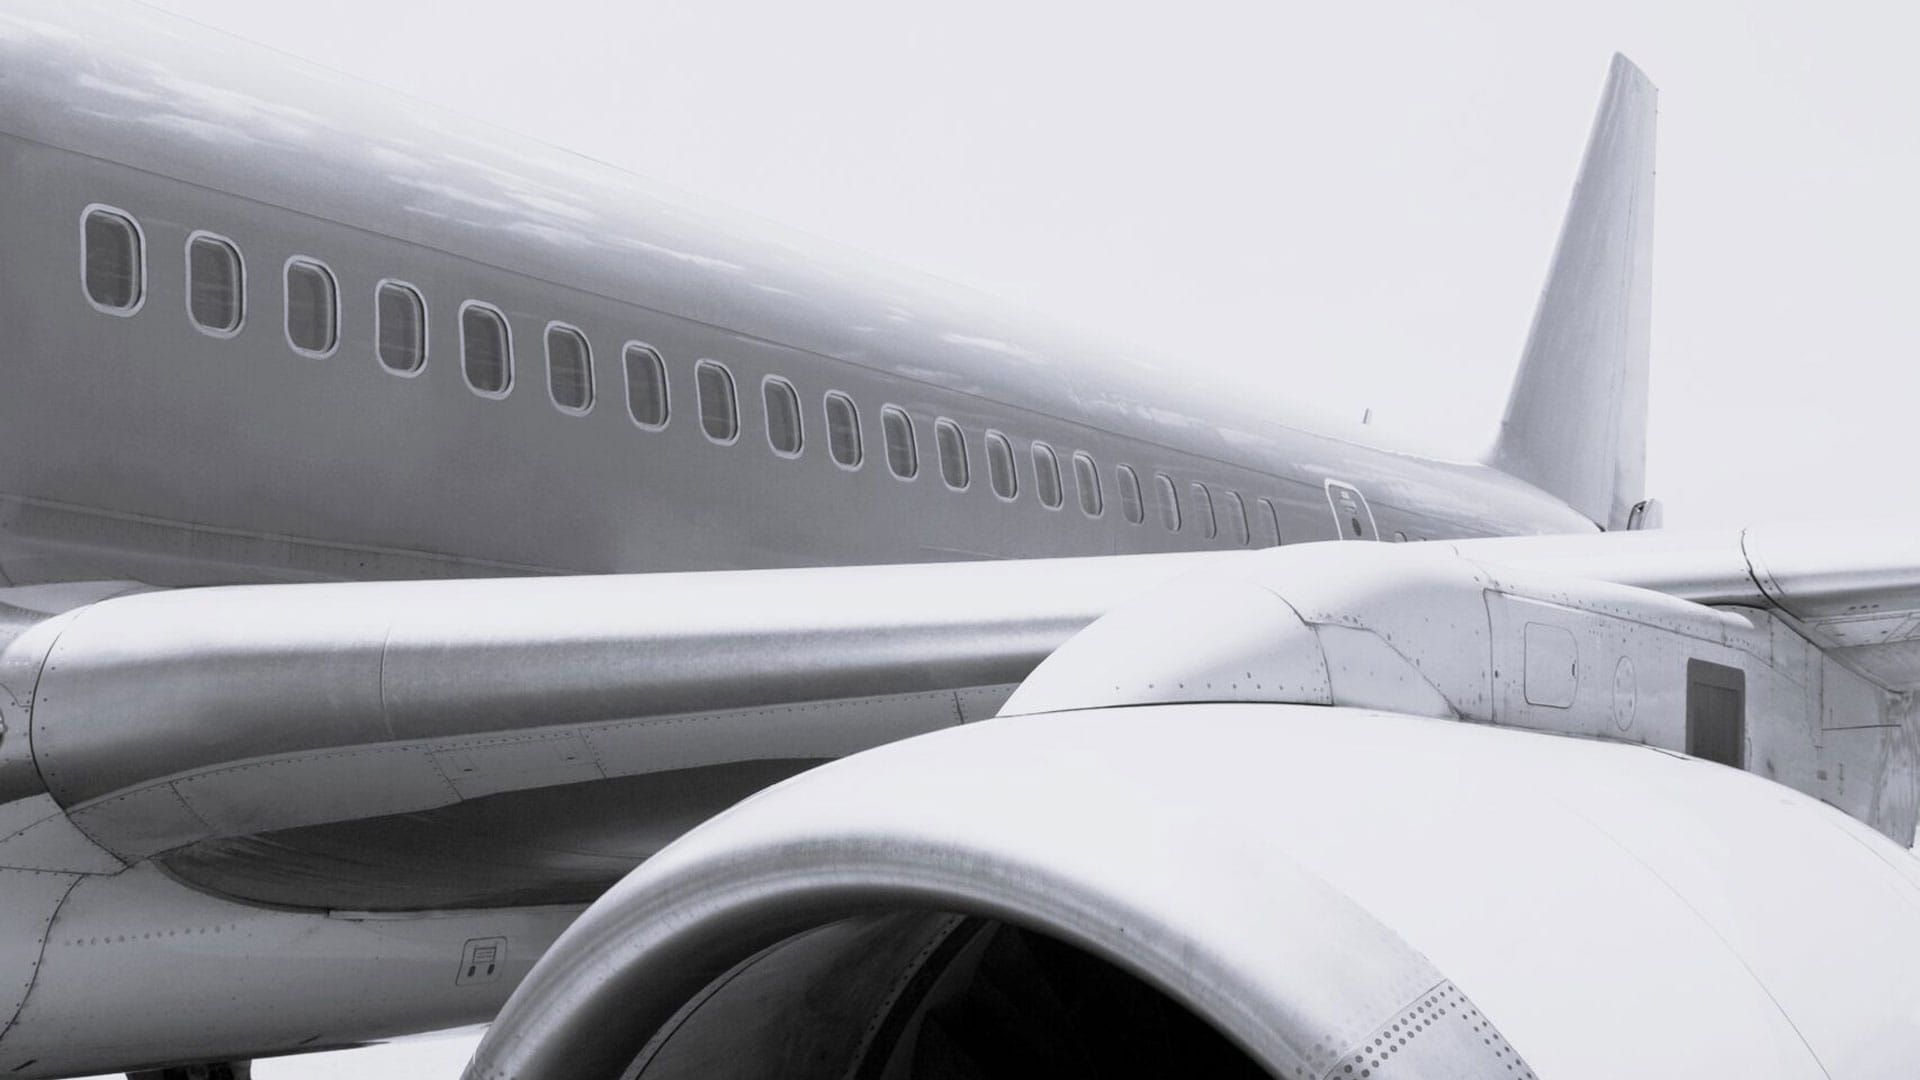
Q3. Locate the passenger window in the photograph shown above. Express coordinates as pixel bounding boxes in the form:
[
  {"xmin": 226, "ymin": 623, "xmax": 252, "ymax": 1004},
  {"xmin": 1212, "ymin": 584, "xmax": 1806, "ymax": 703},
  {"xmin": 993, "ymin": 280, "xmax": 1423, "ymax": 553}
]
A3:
[
  {"xmin": 1032, "ymin": 443, "xmax": 1063, "ymax": 509},
  {"xmin": 1073, "ymin": 452, "xmax": 1102, "ymax": 517},
  {"xmin": 1191, "ymin": 482, "xmax": 1217, "ymax": 539},
  {"xmin": 825, "ymin": 392, "xmax": 861, "ymax": 468},
  {"xmin": 376, "ymin": 281, "xmax": 426, "ymax": 374},
  {"xmin": 1222, "ymin": 491, "xmax": 1249, "ymax": 545},
  {"xmin": 82, "ymin": 206, "xmax": 143, "ymax": 313},
  {"xmin": 1115, "ymin": 465, "xmax": 1144, "ymax": 524},
  {"xmin": 882, "ymin": 406, "xmax": 917, "ymax": 478},
  {"xmin": 695, "ymin": 360, "xmax": 738, "ymax": 442},
  {"xmin": 935, "ymin": 419, "xmax": 968, "ymax": 489},
  {"xmin": 764, "ymin": 377, "xmax": 803, "ymax": 456},
  {"xmin": 1155, "ymin": 473, "xmax": 1180, "ymax": 531},
  {"xmin": 1256, "ymin": 497, "xmax": 1283, "ymax": 546},
  {"xmin": 186, "ymin": 232, "xmax": 243, "ymax": 335},
  {"xmin": 460, "ymin": 302, "xmax": 512, "ymax": 395},
  {"xmin": 285, "ymin": 257, "xmax": 339, "ymax": 357},
  {"xmin": 986, "ymin": 431, "xmax": 1017, "ymax": 500},
  {"xmin": 546, "ymin": 323, "xmax": 593, "ymax": 413},
  {"xmin": 624, "ymin": 344, "xmax": 668, "ymax": 428}
]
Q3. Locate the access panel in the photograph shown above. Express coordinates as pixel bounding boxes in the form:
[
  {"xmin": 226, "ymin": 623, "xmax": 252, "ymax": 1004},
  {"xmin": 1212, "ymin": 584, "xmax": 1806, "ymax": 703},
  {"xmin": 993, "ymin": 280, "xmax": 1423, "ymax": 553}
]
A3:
[{"xmin": 1685, "ymin": 659, "xmax": 1746, "ymax": 768}]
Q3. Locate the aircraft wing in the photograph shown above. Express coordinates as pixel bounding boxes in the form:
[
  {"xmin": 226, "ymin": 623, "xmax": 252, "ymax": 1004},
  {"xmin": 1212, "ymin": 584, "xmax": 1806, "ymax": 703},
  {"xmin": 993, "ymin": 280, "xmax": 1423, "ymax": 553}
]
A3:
[
  {"xmin": 2, "ymin": 553, "xmax": 1225, "ymax": 909},
  {"xmin": 3, "ymin": 522, "xmax": 1915, "ymax": 919},
  {"xmin": 453, "ymin": 523, "xmax": 1920, "ymax": 1080},
  {"xmin": 2, "ymin": 524, "xmax": 1917, "ymax": 1077},
  {"xmin": 1462, "ymin": 522, "xmax": 1920, "ymax": 693}
]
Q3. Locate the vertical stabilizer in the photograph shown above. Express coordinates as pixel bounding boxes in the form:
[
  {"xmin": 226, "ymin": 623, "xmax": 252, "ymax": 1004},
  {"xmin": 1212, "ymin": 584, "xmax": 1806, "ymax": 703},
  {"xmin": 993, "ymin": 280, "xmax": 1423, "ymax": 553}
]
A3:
[{"xmin": 1490, "ymin": 55, "xmax": 1656, "ymax": 530}]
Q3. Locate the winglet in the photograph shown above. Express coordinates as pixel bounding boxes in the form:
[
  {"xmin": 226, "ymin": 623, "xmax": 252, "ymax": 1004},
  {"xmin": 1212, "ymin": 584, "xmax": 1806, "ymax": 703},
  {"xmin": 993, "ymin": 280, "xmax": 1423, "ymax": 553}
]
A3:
[{"xmin": 1489, "ymin": 54, "xmax": 1657, "ymax": 530}]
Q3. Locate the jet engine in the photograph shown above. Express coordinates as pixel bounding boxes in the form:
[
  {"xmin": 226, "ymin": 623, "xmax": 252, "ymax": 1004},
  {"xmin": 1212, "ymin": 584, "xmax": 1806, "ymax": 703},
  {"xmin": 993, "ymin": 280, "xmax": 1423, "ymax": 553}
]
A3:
[{"xmin": 467, "ymin": 544, "xmax": 1920, "ymax": 1080}]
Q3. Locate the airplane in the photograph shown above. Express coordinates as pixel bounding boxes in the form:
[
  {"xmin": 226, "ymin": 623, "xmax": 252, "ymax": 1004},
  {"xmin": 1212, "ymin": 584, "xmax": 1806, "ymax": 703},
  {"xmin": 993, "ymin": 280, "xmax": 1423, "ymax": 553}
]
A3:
[{"xmin": 0, "ymin": 2, "xmax": 1914, "ymax": 1078}]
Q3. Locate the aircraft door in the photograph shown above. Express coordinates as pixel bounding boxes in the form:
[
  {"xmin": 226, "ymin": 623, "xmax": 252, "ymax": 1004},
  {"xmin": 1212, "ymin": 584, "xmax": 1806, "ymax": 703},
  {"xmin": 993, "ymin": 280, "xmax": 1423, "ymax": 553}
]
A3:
[{"xmin": 1324, "ymin": 480, "xmax": 1379, "ymax": 541}]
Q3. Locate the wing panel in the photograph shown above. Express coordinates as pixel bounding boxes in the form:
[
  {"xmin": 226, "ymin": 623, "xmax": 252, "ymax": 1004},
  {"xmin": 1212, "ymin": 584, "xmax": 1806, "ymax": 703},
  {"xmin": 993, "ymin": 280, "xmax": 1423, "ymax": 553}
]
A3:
[
  {"xmin": 27, "ymin": 554, "xmax": 1214, "ymax": 807},
  {"xmin": 16, "ymin": 525, "xmax": 1920, "ymax": 915},
  {"xmin": 160, "ymin": 761, "xmax": 823, "ymax": 911},
  {"xmin": 1457, "ymin": 522, "xmax": 1920, "ymax": 691}
]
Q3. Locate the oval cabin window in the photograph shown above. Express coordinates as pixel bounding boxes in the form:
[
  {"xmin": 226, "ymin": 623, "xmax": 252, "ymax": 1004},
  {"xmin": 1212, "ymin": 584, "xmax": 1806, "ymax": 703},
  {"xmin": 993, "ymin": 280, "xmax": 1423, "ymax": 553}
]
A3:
[
  {"xmin": 825, "ymin": 392, "xmax": 861, "ymax": 468},
  {"xmin": 695, "ymin": 361, "xmax": 738, "ymax": 442},
  {"xmin": 1116, "ymin": 465, "xmax": 1144, "ymax": 524},
  {"xmin": 882, "ymin": 406, "xmax": 917, "ymax": 479},
  {"xmin": 1073, "ymin": 452, "xmax": 1102, "ymax": 517},
  {"xmin": 1222, "ymin": 491, "xmax": 1249, "ymax": 545},
  {"xmin": 765, "ymin": 378, "xmax": 803, "ymax": 456},
  {"xmin": 1155, "ymin": 473, "xmax": 1180, "ymax": 531},
  {"xmin": 376, "ymin": 281, "xmax": 426, "ymax": 374},
  {"xmin": 546, "ymin": 324, "xmax": 593, "ymax": 413},
  {"xmin": 624, "ymin": 344, "xmax": 668, "ymax": 428},
  {"xmin": 936, "ymin": 419, "xmax": 968, "ymax": 490},
  {"xmin": 285, "ymin": 258, "xmax": 339, "ymax": 357},
  {"xmin": 187, "ymin": 233, "xmax": 243, "ymax": 335},
  {"xmin": 1032, "ymin": 443, "xmax": 1063, "ymax": 509},
  {"xmin": 986, "ymin": 431, "xmax": 1017, "ymax": 500},
  {"xmin": 82, "ymin": 206, "xmax": 143, "ymax": 313},
  {"xmin": 1256, "ymin": 497, "xmax": 1283, "ymax": 547},
  {"xmin": 460, "ymin": 302, "xmax": 512, "ymax": 396},
  {"xmin": 1191, "ymin": 482, "xmax": 1217, "ymax": 539}
]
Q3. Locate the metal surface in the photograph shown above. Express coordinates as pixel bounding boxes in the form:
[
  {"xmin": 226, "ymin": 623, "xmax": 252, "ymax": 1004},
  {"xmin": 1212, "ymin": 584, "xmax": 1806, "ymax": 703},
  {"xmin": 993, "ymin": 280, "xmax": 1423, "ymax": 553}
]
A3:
[
  {"xmin": 1462, "ymin": 521, "xmax": 1920, "ymax": 692},
  {"xmin": 620, "ymin": 914, "xmax": 1275, "ymax": 1079},
  {"xmin": 25, "ymin": 553, "xmax": 1205, "ymax": 807},
  {"xmin": 0, "ymin": 13, "xmax": 1904, "ymax": 1076},
  {"xmin": 1743, "ymin": 520, "xmax": 1920, "ymax": 689},
  {"xmin": 8, "ymin": 523, "xmax": 1918, "ymax": 915},
  {"xmin": 1006, "ymin": 528, "xmax": 1920, "ymax": 842},
  {"xmin": 159, "ymin": 762, "xmax": 829, "ymax": 911},
  {"xmin": 469, "ymin": 704, "xmax": 1920, "ymax": 1080},
  {"xmin": 1491, "ymin": 55, "xmax": 1657, "ymax": 531},
  {"xmin": 0, "ymin": 1, "xmax": 1593, "ymax": 589},
  {"xmin": 0, "ymin": 865, "xmax": 579, "ymax": 1078}
]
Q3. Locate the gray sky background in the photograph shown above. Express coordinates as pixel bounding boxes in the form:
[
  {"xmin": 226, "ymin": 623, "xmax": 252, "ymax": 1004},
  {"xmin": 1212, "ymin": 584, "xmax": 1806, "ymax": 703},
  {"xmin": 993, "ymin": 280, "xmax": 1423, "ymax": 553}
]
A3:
[{"xmin": 93, "ymin": 0, "xmax": 1920, "ymax": 1075}]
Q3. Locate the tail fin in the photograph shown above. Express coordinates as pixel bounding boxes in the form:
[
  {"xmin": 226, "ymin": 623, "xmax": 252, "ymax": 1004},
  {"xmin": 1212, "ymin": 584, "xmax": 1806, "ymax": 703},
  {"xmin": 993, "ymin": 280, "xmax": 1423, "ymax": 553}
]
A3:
[{"xmin": 1490, "ymin": 54, "xmax": 1657, "ymax": 530}]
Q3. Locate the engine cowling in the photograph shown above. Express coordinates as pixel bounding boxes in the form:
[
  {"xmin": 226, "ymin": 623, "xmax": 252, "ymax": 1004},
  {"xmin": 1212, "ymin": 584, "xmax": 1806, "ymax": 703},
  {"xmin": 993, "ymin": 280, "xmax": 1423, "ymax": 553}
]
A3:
[
  {"xmin": 467, "ymin": 541, "xmax": 1920, "ymax": 1079},
  {"xmin": 464, "ymin": 702, "xmax": 1920, "ymax": 1079}
]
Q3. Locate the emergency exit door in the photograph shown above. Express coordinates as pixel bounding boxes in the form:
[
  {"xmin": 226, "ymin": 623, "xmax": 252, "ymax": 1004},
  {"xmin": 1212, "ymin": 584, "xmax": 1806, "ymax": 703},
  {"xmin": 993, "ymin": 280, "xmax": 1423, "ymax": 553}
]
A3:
[{"xmin": 1324, "ymin": 480, "xmax": 1379, "ymax": 541}]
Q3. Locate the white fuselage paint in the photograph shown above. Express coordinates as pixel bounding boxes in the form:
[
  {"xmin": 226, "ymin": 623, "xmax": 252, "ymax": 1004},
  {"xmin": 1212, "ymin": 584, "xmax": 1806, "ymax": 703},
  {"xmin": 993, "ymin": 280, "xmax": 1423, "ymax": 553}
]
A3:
[{"xmin": 0, "ymin": 2, "xmax": 1606, "ymax": 1075}]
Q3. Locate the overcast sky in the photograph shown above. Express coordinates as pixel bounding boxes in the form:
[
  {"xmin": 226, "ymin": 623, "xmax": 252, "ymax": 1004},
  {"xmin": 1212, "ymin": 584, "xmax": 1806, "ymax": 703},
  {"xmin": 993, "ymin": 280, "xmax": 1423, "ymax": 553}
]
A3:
[{"xmin": 88, "ymin": 0, "xmax": 1920, "ymax": 1075}]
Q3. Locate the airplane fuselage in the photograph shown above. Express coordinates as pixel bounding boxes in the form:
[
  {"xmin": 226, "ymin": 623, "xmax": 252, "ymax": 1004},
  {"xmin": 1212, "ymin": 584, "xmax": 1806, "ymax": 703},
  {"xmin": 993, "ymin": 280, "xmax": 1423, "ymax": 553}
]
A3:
[
  {"xmin": 0, "ymin": 5, "xmax": 1589, "ymax": 592},
  {"xmin": 0, "ymin": 4, "xmax": 1621, "ymax": 1077}
]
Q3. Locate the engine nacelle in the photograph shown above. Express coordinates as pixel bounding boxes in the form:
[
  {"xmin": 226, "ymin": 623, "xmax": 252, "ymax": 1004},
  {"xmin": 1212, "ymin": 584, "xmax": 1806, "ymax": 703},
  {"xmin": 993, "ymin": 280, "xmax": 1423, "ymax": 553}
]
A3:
[
  {"xmin": 1003, "ymin": 540, "xmax": 1917, "ymax": 845},
  {"xmin": 468, "ymin": 542, "xmax": 1920, "ymax": 1079},
  {"xmin": 466, "ymin": 703, "xmax": 1920, "ymax": 1080}
]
